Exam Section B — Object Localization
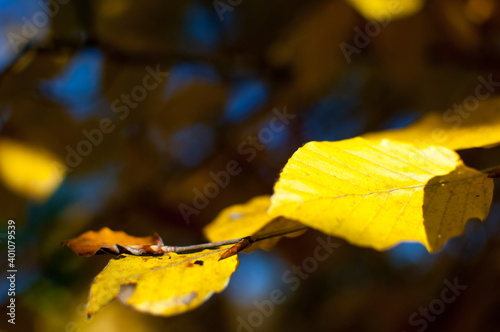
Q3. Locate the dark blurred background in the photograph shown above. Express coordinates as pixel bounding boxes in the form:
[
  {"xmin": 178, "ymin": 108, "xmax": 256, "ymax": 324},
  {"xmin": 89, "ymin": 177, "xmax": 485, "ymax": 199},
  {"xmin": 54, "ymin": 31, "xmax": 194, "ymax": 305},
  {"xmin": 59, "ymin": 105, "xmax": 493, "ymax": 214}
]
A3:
[{"xmin": 1, "ymin": 0, "xmax": 500, "ymax": 331}]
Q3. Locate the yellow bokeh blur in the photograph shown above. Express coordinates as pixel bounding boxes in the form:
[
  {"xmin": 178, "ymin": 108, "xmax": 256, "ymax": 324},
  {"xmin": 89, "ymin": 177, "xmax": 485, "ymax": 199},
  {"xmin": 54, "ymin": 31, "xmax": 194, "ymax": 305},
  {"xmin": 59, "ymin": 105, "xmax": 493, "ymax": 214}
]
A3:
[
  {"xmin": 346, "ymin": 0, "xmax": 425, "ymax": 21},
  {"xmin": 0, "ymin": 139, "xmax": 65, "ymax": 201}
]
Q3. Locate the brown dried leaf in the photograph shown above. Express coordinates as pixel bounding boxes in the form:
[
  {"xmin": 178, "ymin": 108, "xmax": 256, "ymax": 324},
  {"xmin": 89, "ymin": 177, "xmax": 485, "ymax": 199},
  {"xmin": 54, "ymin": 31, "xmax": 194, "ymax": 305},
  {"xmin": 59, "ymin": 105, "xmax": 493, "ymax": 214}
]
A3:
[{"xmin": 62, "ymin": 227, "xmax": 163, "ymax": 257}]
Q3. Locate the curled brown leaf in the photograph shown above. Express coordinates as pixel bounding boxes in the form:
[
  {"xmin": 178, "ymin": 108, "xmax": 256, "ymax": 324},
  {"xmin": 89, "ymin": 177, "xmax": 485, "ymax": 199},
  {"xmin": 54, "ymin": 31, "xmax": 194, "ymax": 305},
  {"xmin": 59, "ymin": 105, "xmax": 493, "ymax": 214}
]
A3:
[{"xmin": 62, "ymin": 227, "xmax": 164, "ymax": 257}]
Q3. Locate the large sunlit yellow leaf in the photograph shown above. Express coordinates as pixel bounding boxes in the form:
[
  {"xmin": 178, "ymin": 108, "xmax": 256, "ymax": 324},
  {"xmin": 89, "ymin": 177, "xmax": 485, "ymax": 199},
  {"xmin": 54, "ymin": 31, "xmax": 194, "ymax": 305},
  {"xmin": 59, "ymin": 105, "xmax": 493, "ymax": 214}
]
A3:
[
  {"xmin": 203, "ymin": 195, "xmax": 305, "ymax": 251},
  {"xmin": 269, "ymin": 137, "xmax": 493, "ymax": 252},
  {"xmin": 87, "ymin": 249, "xmax": 239, "ymax": 318},
  {"xmin": 0, "ymin": 139, "xmax": 65, "ymax": 201},
  {"xmin": 364, "ymin": 96, "xmax": 500, "ymax": 150},
  {"xmin": 346, "ymin": 0, "xmax": 424, "ymax": 21}
]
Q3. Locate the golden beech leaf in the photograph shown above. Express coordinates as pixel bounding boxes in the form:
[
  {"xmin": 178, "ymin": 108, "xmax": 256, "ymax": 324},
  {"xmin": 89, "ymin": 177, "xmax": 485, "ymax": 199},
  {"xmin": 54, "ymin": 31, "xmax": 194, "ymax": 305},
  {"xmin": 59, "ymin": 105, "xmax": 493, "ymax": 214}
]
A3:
[
  {"xmin": 363, "ymin": 97, "xmax": 500, "ymax": 150},
  {"xmin": 268, "ymin": 137, "xmax": 493, "ymax": 252},
  {"xmin": 87, "ymin": 249, "xmax": 239, "ymax": 318},
  {"xmin": 345, "ymin": 0, "xmax": 424, "ymax": 21},
  {"xmin": 203, "ymin": 195, "xmax": 305, "ymax": 251},
  {"xmin": 62, "ymin": 227, "xmax": 163, "ymax": 257},
  {"xmin": 0, "ymin": 139, "xmax": 65, "ymax": 201}
]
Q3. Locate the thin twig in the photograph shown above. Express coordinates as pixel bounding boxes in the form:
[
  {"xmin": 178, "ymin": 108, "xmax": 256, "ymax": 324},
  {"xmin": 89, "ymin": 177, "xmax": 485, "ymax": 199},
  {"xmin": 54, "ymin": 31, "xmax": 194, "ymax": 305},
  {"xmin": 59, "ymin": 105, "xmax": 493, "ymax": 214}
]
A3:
[
  {"xmin": 250, "ymin": 225, "xmax": 308, "ymax": 242},
  {"xmin": 172, "ymin": 225, "xmax": 308, "ymax": 253},
  {"xmin": 170, "ymin": 238, "xmax": 247, "ymax": 254},
  {"xmin": 218, "ymin": 225, "xmax": 309, "ymax": 260},
  {"xmin": 479, "ymin": 164, "xmax": 500, "ymax": 174},
  {"xmin": 108, "ymin": 225, "xmax": 309, "ymax": 256}
]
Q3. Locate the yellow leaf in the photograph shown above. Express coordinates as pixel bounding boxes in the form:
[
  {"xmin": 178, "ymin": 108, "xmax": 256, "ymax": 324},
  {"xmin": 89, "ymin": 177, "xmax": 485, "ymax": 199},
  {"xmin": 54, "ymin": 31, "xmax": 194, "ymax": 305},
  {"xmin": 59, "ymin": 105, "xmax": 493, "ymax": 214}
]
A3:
[
  {"xmin": 0, "ymin": 139, "xmax": 65, "ymax": 201},
  {"xmin": 363, "ymin": 97, "xmax": 500, "ymax": 150},
  {"xmin": 269, "ymin": 137, "xmax": 493, "ymax": 252},
  {"xmin": 203, "ymin": 195, "xmax": 305, "ymax": 251},
  {"xmin": 345, "ymin": 0, "xmax": 424, "ymax": 21},
  {"xmin": 87, "ymin": 249, "xmax": 239, "ymax": 317}
]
